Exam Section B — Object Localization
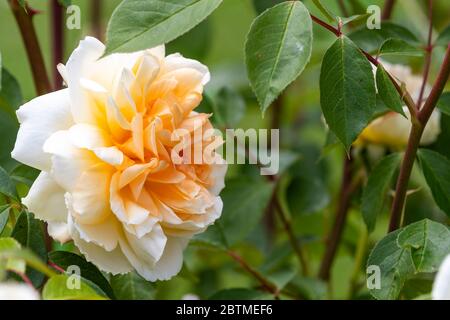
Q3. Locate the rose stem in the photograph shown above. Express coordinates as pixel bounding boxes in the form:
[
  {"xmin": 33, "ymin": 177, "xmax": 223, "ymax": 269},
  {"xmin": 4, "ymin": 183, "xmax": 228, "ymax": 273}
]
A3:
[
  {"xmin": 227, "ymin": 250, "xmax": 278, "ymax": 295},
  {"xmin": 417, "ymin": 0, "xmax": 434, "ymax": 109},
  {"xmin": 51, "ymin": 0, "xmax": 64, "ymax": 90},
  {"xmin": 318, "ymin": 155, "xmax": 354, "ymax": 281},
  {"xmin": 382, "ymin": 0, "xmax": 396, "ymax": 20},
  {"xmin": 389, "ymin": 44, "xmax": 450, "ymax": 232},
  {"xmin": 91, "ymin": 0, "xmax": 103, "ymax": 41},
  {"xmin": 8, "ymin": 0, "xmax": 51, "ymax": 95},
  {"xmin": 11, "ymin": 270, "xmax": 34, "ymax": 287},
  {"xmin": 273, "ymin": 193, "xmax": 310, "ymax": 276}
]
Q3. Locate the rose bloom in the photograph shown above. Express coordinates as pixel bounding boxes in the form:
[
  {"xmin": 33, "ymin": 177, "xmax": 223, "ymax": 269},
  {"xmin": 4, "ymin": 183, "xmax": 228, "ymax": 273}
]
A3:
[
  {"xmin": 12, "ymin": 37, "xmax": 227, "ymax": 281},
  {"xmin": 432, "ymin": 254, "xmax": 450, "ymax": 300},
  {"xmin": 356, "ymin": 62, "xmax": 441, "ymax": 148},
  {"xmin": 0, "ymin": 282, "xmax": 40, "ymax": 300}
]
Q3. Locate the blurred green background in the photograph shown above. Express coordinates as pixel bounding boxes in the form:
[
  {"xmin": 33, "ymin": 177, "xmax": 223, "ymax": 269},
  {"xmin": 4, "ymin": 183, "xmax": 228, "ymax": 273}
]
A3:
[{"xmin": 1, "ymin": 0, "xmax": 450, "ymax": 299}]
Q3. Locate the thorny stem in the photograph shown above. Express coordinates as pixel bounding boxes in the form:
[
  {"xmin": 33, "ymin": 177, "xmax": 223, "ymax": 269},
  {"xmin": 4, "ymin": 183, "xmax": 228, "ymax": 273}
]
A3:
[
  {"xmin": 51, "ymin": 0, "xmax": 64, "ymax": 90},
  {"xmin": 227, "ymin": 251, "xmax": 278, "ymax": 295},
  {"xmin": 273, "ymin": 194, "xmax": 310, "ymax": 276},
  {"xmin": 417, "ymin": 0, "xmax": 434, "ymax": 109},
  {"xmin": 8, "ymin": 0, "xmax": 51, "ymax": 95},
  {"xmin": 389, "ymin": 44, "xmax": 450, "ymax": 232},
  {"xmin": 382, "ymin": 0, "xmax": 396, "ymax": 20}
]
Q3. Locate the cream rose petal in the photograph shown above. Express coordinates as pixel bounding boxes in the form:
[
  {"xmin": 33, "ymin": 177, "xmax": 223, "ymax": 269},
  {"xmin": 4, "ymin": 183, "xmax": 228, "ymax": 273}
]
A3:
[
  {"xmin": 70, "ymin": 218, "xmax": 132, "ymax": 275},
  {"xmin": 12, "ymin": 89, "xmax": 73, "ymax": 172},
  {"xmin": 22, "ymin": 172, "xmax": 67, "ymax": 223}
]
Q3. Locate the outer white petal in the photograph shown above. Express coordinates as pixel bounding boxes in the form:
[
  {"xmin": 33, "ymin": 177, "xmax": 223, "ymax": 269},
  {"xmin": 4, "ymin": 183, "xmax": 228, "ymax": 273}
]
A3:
[
  {"xmin": 164, "ymin": 53, "xmax": 210, "ymax": 85},
  {"xmin": 47, "ymin": 221, "xmax": 71, "ymax": 243},
  {"xmin": 120, "ymin": 234, "xmax": 187, "ymax": 282},
  {"xmin": 432, "ymin": 255, "xmax": 450, "ymax": 300},
  {"xmin": 208, "ymin": 164, "xmax": 227, "ymax": 196},
  {"xmin": 145, "ymin": 237, "xmax": 189, "ymax": 281},
  {"xmin": 65, "ymin": 37, "xmax": 143, "ymax": 124},
  {"xmin": 70, "ymin": 220, "xmax": 132, "ymax": 275},
  {"xmin": 0, "ymin": 283, "xmax": 40, "ymax": 300},
  {"xmin": 71, "ymin": 215, "xmax": 120, "ymax": 251},
  {"xmin": 12, "ymin": 89, "xmax": 73, "ymax": 171},
  {"xmin": 120, "ymin": 224, "xmax": 167, "ymax": 268},
  {"xmin": 22, "ymin": 171, "xmax": 67, "ymax": 223}
]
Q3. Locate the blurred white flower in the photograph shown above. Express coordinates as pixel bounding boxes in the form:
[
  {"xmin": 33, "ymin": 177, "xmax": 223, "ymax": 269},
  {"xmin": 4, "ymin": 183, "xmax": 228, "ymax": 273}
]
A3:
[
  {"xmin": 0, "ymin": 282, "xmax": 40, "ymax": 300},
  {"xmin": 432, "ymin": 254, "xmax": 450, "ymax": 300},
  {"xmin": 356, "ymin": 62, "xmax": 441, "ymax": 148}
]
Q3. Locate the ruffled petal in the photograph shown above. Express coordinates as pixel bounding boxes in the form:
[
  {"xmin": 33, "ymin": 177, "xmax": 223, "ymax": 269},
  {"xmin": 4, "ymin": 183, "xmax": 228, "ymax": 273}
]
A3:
[
  {"xmin": 70, "ymin": 218, "xmax": 132, "ymax": 275},
  {"xmin": 12, "ymin": 89, "xmax": 73, "ymax": 171},
  {"xmin": 22, "ymin": 171, "xmax": 67, "ymax": 222}
]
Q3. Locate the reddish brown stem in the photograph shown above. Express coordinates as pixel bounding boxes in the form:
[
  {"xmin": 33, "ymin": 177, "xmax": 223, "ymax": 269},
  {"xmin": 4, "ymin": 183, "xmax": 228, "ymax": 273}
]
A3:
[
  {"xmin": 91, "ymin": 0, "xmax": 103, "ymax": 41},
  {"xmin": 389, "ymin": 45, "xmax": 450, "ymax": 232},
  {"xmin": 51, "ymin": 0, "xmax": 64, "ymax": 90},
  {"xmin": 382, "ymin": 0, "xmax": 396, "ymax": 20},
  {"xmin": 227, "ymin": 251, "xmax": 277, "ymax": 295},
  {"xmin": 273, "ymin": 196, "xmax": 309, "ymax": 276},
  {"xmin": 8, "ymin": 0, "xmax": 51, "ymax": 95},
  {"xmin": 417, "ymin": 0, "xmax": 434, "ymax": 109},
  {"xmin": 319, "ymin": 155, "xmax": 354, "ymax": 281}
]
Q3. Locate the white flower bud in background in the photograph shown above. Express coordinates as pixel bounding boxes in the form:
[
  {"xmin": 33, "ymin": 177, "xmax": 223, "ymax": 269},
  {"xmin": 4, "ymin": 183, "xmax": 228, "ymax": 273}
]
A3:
[{"xmin": 0, "ymin": 282, "xmax": 40, "ymax": 300}]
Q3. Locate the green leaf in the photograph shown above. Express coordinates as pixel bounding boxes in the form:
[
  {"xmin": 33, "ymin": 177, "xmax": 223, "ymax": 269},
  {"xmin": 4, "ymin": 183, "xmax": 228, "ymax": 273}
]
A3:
[
  {"xmin": 367, "ymin": 229, "xmax": 415, "ymax": 300},
  {"xmin": 437, "ymin": 92, "xmax": 450, "ymax": 116},
  {"xmin": 378, "ymin": 39, "xmax": 423, "ymax": 57},
  {"xmin": 215, "ymin": 87, "xmax": 246, "ymax": 128},
  {"xmin": 57, "ymin": 0, "xmax": 71, "ymax": 7},
  {"xmin": 17, "ymin": 0, "xmax": 26, "ymax": 9},
  {"xmin": 43, "ymin": 274, "xmax": 107, "ymax": 300},
  {"xmin": 195, "ymin": 177, "xmax": 274, "ymax": 248},
  {"xmin": 166, "ymin": 19, "xmax": 212, "ymax": 60},
  {"xmin": 286, "ymin": 145, "xmax": 330, "ymax": 215},
  {"xmin": 397, "ymin": 219, "xmax": 450, "ymax": 273},
  {"xmin": 436, "ymin": 24, "xmax": 450, "ymax": 47},
  {"xmin": 0, "ymin": 68, "xmax": 22, "ymax": 169},
  {"xmin": 361, "ymin": 153, "xmax": 401, "ymax": 233},
  {"xmin": 340, "ymin": 13, "xmax": 371, "ymax": 27},
  {"xmin": 209, "ymin": 288, "xmax": 273, "ymax": 300},
  {"xmin": 348, "ymin": 22, "xmax": 419, "ymax": 53},
  {"xmin": 48, "ymin": 251, "xmax": 115, "ymax": 299},
  {"xmin": 0, "ymin": 166, "xmax": 18, "ymax": 200},
  {"xmin": 245, "ymin": 1, "xmax": 313, "ymax": 113},
  {"xmin": 376, "ymin": 65, "xmax": 406, "ymax": 117},
  {"xmin": 9, "ymin": 164, "xmax": 39, "ymax": 187},
  {"xmin": 0, "ymin": 205, "xmax": 10, "ymax": 235},
  {"xmin": 367, "ymin": 219, "xmax": 450, "ymax": 300},
  {"xmin": 11, "ymin": 211, "xmax": 47, "ymax": 287},
  {"xmin": 110, "ymin": 272, "xmax": 155, "ymax": 300},
  {"xmin": 105, "ymin": 0, "xmax": 223, "ymax": 55},
  {"xmin": 0, "ymin": 237, "xmax": 25, "ymax": 275},
  {"xmin": 0, "ymin": 248, "xmax": 56, "ymax": 278},
  {"xmin": 320, "ymin": 36, "xmax": 376, "ymax": 150},
  {"xmin": 418, "ymin": 149, "xmax": 450, "ymax": 216},
  {"xmin": 311, "ymin": 0, "xmax": 335, "ymax": 22},
  {"xmin": 251, "ymin": 0, "xmax": 284, "ymax": 14}
]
